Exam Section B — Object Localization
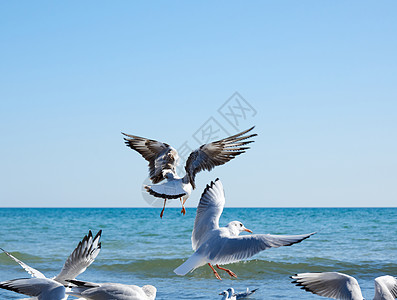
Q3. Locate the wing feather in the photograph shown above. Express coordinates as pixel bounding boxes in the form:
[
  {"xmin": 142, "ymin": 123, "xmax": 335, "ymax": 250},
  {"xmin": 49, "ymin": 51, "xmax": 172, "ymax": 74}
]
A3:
[
  {"xmin": 291, "ymin": 272, "xmax": 363, "ymax": 299},
  {"xmin": 202, "ymin": 232, "xmax": 316, "ymax": 265},
  {"xmin": 191, "ymin": 179, "xmax": 225, "ymax": 251},
  {"xmin": 53, "ymin": 230, "xmax": 102, "ymax": 285},
  {"xmin": 374, "ymin": 275, "xmax": 397, "ymax": 299},
  {"xmin": 122, "ymin": 132, "xmax": 178, "ymax": 183},
  {"xmin": 185, "ymin": 127, "xmax": 257, "ymax": 188},
  {"xmin": 0, "ymin": 278, "xmax": 63, "ymax": 298},
  {"xmin": 0, "ymin": 248, "xmax": 46, "ymax": 279}
]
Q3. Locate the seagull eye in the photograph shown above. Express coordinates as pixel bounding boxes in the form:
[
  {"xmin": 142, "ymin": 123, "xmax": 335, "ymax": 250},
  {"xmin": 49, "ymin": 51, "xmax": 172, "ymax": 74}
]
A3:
[{"xmin": 240, "ymin": 224, "xmax": 243, "ymax": 227}]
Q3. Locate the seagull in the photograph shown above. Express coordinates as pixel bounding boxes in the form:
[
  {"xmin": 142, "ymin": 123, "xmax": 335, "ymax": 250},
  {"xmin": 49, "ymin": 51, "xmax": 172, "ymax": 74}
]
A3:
[
  {"xmin": 220, "ymin": 288, "xmax": 258, "ymax": 299},
  {"xmin": 66, "ymin": 279, "xmax": 157, "ymax": 300},
  {"xmin": 291, "ymin": 272, "xmax": 397, "ymax": 300},
  {"xmin": 219, "ymin": 289, "xmax": 235, "ymax": 300},
  {"xmin": 173, "ymin": 179, "xmax": 316, "ymax": 280},
  {"xmin": 122, "ymin": 126, "xmax": 257, "ymax": 218},
  {"xmin": 0, "ymin": 230, "xmax": 102, "ymax": 300},
  {"xmin": 228, "ymin": 287, "xmax": 258, "ymax": 299}
]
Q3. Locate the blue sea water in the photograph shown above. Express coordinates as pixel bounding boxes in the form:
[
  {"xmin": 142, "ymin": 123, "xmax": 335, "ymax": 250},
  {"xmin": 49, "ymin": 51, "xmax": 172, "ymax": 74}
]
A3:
[{"xmin": 0, "ymin": 208, "xmax": 396, "ymax": 299}]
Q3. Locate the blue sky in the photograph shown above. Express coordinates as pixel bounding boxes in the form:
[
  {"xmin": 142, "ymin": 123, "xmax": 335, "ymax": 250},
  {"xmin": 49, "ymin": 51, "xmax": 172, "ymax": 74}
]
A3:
[{"xmin": 1, "ymin": 1, "xmax": 396, "ymax": 207}]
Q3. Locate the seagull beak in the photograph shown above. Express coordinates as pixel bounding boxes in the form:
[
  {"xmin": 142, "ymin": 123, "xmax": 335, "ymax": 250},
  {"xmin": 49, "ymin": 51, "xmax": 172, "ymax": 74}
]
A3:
[{"xmin": 244, "ymin": 228, "xmax": 253, "ymax": 233}]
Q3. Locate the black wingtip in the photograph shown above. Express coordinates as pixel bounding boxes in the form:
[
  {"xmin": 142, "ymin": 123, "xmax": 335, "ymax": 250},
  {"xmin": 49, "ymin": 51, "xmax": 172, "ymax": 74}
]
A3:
[
  {"xmin": 94, "ymin": 230, "xmax": 102, "ymax": 241},
  {"xmin": 200, "ymin": 178, "xmax": 220, "ymax": 199}
]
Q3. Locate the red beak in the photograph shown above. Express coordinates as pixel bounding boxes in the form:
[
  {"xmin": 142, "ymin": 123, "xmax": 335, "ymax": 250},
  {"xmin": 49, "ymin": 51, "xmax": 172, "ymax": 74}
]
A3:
[{"xmin": 244, "ymin": 228, "xmax": 253, "ymax": 233}]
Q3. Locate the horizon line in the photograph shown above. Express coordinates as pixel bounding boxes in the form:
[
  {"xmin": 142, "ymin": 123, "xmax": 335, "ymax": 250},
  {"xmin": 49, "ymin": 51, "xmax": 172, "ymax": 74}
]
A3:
[{"xmin": 0, "ymin": 206, "xmax": 396, "ymax": 209}]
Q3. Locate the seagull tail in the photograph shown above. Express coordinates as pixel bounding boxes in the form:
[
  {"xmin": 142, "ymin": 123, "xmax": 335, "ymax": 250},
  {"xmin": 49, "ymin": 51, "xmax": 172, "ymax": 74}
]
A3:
[{"xmin": 174, "ymin": 253, "xmax": 205, "ymax": 276}]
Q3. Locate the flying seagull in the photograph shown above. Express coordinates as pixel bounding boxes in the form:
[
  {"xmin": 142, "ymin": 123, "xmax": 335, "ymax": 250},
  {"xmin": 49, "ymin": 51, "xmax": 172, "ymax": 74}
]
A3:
[
  {"xmin": 122, "ymin": 126, "xmax": 256, "ymax": 218},
  {"xmin": 66, "ymin": 279, "xmax": 157, "ymax": 300},
  {"xmin": 291, "ymin": 272, "xmax": 397, "ymax": 300},
  {"xmin": 174, "ymin": 179, "xmax": 316, "ymax": 280},
  {"xmin": 0, "ymin": 230, "xmax": 102, "ymax": 299}
]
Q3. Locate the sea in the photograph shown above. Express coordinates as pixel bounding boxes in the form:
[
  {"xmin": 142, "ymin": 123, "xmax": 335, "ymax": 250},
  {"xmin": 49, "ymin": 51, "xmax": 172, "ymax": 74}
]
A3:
[{"xmin": 0, "ymin": 208, "xmax": 396, "ymax": 299}]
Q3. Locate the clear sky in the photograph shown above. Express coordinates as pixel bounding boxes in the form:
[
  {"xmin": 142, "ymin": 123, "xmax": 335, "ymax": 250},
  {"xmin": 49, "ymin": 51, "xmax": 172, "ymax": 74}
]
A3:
[{"xmin": 1, "ymin": 1, "xmax": 396, "ymax": 207}]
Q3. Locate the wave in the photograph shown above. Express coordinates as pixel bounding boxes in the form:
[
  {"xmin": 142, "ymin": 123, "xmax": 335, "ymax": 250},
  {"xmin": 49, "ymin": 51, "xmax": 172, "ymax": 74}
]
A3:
[
  {"xmin": 92, "ymin": 257, "xmax": 397, "ymax": 278},
  {"xmin": 0, "ymin": 251, "xmax": 45, "ymax": 265}
]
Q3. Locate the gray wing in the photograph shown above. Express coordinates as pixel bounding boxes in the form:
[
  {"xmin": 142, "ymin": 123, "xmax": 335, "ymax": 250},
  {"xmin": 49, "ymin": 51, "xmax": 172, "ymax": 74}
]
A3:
[
  {"xmin": 0, "ymin": 278, "xmax": 63, "ymax": 298},
  {"xmin": 53, "ymin": 230, "xmax": 102, "ymax": 285},
  {"xmin": 374, "ymin": 276, "xmax": 397, "ymax": 299},
  {"xmin": 0, "ymin": 248, "xmax": 46, "ymax": 279},
  {"xmin": 122, "ymin": 132, "xmax": 178, "ymax": 183},
  {"xmin": 291, "ymin": 272, "xmax": 363, "ymax": 300},
  {"xmin": 203, "ymin": 232, "xmax": 316, "ymax": 265},
  {"xmin": 235, "ymin": 288, "xmax": 258, "ymax": 299},
  {"xmin": 67, "ymin": 280, "xmax": 146, "ymax": 300},
  {"xmin": 192, "ymin": 179, "xmax": 225, "ymax": 251},
  {"xmin": 184, "ymin": 126, "xmax": 256, "ymax": 189}
]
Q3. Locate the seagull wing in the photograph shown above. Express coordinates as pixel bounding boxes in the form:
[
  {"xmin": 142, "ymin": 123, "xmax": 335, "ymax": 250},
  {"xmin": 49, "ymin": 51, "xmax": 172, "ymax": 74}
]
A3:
[
  {"xmin": 122, "ymin": 132, "xmax": 178, "ymax": 183},
  {"xmin": 291, "ymin": 272, "xmax": 363, "ymax": 300},
  {"xmin": 235, "ymin": 288, "xmax": 258, "ymax": 299},
  {"xmin": 204, "ymin": 232, "xmax": 316, "ymax": 265},
  {"xmin": 374, "ymin": 275, "xmax": 397, "ymax": 299},
  {"xmin": 184, "ymin": 126, "xmax": 256, "ymax": 189},
  {"xmin": 0, "ymin": 278, "xmax": 63, "ymax": 298},
  {"xmin": 0, "ymin": 248, "xmax": 46, "ymax": 279},
  {"xmin": 53, "ymin": 230, "xmax": 102, "ymax": 285},
  {"xmin": 67, "ymin": 280, "xmax": 146, "ymax": 299},
  {"xmin": 192, "ymin": 179, "xmax": 225, "ymax": 251}
]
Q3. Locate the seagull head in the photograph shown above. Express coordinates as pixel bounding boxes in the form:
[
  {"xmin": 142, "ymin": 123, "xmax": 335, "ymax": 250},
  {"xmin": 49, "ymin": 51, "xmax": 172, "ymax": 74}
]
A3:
[
  {"xmin": 162, "ymin": 169, "xmax": 176, "ymax": 180},
  {"xmin": 226, "ymin": 288, "xmax": 235, "ymax": 295},
  {"xmin": 226, "ymin": 221, "xmax": 253, "ymax": 236},
  {"xmin": 166, "ymin": 148, "xmax": 179, "ymax": 163},
  {"xmin": 219, "ymin": 290, "xmax": 228, "ymax": 296}
]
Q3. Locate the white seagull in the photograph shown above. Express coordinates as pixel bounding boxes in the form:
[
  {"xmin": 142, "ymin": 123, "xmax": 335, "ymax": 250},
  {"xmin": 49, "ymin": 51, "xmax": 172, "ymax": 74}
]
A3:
[
  {"xmin": 122, "ymin": 126, "xmax": 257, "ymax": 218},
  {"xmin": 0, "ymin": 230, "xmax": 102, "ymax": 300},
  {"xmin": 220, "ymin": 287, "xmax": 258, "ymax": 299},
  {"xmin": 219, "ymin": 289, "xmax": 235, "ymax": 300},
  {"xmin": 291, "ymin": 272, "xmax": 397, "ymax": 300},
  {"xmin": 174, "ymin": 179, "xmax": 316, "ymax": 280},
  {"xmin": 66, "ymin": 279, "xmax": 157, "ymax": 300}
]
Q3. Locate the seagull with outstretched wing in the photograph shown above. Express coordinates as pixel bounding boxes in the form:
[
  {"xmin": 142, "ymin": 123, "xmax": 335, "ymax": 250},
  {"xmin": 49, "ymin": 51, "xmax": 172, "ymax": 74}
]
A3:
[
  {"xmin": 0, "ymin": 230, "xmax": 102, "ymax": 300},
  {"xmin": 123, "ymin": 126, "xmax": 257, "ymax": 218},
  {"xmin": 291, "ymin": 272, "xmax": 397, "ymax": 300},
  {"xmin": 174, "ymin": 179, "xmax": 316, "ymax": 280}
]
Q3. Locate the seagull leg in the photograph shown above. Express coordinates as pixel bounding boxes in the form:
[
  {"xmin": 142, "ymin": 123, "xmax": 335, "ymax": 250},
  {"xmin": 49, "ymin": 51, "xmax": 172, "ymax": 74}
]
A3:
[
  {"xmin": 180, "ymin": 198, "xmax": 186, "ymax": 215},
  {"xmin": 208, "ymin": 263, "xmax": 222, "ymax": 280},
  {"xmin": 216, "ymin": 264, "xmax": 237, "ymax": 278},
  {"xmin": 160, "ymin": 199, "xmax": 167, "ymax": 218}
]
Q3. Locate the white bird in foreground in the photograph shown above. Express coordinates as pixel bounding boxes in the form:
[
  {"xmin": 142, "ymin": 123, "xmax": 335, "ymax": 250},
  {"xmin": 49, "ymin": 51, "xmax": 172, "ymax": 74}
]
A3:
[
  {"xmin": 122, "ymin": 126, "xmax": 257, "ymax": 218},
  {"xmin": 220, "ymin": 287, "xmax": 258, "ymax": 299},
  {"xmin": 291, "ymin": 272, "xmax": 397, "ymax": 300},
  {"xmin": 174, "ymin": 179, "xmax": 316, "ymax": 280},
  {"xmin": 66, "ymin": 279, "xmax": 157, "ymax": 300},
  {"xmin": 0, "ymin": 230, "xmax": 102, "ymax": 300}
]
